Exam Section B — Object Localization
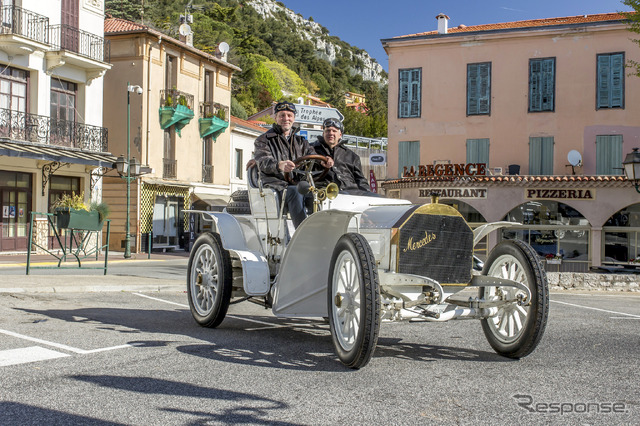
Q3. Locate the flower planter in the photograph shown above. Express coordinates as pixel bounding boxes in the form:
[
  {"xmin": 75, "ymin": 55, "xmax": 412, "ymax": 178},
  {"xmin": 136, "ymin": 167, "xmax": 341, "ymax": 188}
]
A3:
[
  {"xmin": 159, "ymin": 106, "xmax": 175, "ymax": 129},
  {"xmin": 198, "ymin": 116, "xmax": 229, "ymax": 140},
  {"xmin": 159, "ymin": 105, "xmax": 194, "ymax": 136},
  {"xmin": 546, "ymin": 259, "xmax": 562, "ymax": 265},
  {"xmin": 55, "ymin": 207, "xmax": 103, "ymax": 231}
]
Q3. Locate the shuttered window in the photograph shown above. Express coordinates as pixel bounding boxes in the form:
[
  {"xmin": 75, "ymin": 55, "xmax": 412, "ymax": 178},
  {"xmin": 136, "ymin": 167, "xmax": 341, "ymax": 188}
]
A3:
[
  {"xmin": 529, "ymin": 58, "xmax": 555, "ymax": 112},
  {"xmin": 467, "ymin": 62, "xmax": 491, "ymax": 115},
  {"xmin": 398, "ymin": 68, "xmax": 421, "ymax": 118},
  {"xmin": 529, "ymin": 137, "xmax": 554, "ymax": 175},
  {"xmin": 597, "ymin": 53, "xmax": 624, "ymax": 109},
  {"xmin": 398, "ymin": 141, "xmax": 420, "ymax": 178},
  {"xmin": 596, "ymin": 135, "xmax": 623, "ymax": 175},
  {"xmin": 466, "ymin": 138, "xmax": 490, "ymax": 165}
]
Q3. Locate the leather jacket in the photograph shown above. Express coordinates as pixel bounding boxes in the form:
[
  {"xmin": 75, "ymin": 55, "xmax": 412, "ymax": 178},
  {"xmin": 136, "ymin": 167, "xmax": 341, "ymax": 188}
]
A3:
[
  {"xmin": 311, "ymin": 136, "xmax": 370, "ymax": 192},
  {"xmin": 254, "ymin": 124, "xmax": 315, "ymax": 190}
]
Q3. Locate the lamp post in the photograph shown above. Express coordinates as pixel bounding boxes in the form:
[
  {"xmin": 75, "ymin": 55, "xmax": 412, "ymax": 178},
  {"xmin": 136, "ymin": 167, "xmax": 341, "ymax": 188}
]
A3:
[
  {"xmin": 115, "ymin": 82, "xmax": 143, "ymax": 258},
  {"xmin": 623, "ymin": 147, "xmax": 640, "ymax": 194}
]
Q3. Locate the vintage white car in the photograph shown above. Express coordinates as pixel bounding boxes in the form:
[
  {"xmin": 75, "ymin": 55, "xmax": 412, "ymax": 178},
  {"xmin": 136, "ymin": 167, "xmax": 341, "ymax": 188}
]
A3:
[{"xmin": 186, "ymin": 155, "xmax": 549, "ymax": 369}]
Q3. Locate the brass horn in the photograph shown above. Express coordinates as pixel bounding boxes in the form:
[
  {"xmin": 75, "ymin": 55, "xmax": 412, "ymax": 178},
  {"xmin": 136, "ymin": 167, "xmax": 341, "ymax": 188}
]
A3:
[{"xmin": 317, "ymin": 183, "xmax": 339, "ymax": 201}]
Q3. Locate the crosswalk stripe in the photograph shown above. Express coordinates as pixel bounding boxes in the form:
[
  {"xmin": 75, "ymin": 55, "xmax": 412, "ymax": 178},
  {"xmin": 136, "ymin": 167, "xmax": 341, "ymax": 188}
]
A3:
[{"xmin": 0, "ymin": 346, "xmax": 69, "ymax": 367}]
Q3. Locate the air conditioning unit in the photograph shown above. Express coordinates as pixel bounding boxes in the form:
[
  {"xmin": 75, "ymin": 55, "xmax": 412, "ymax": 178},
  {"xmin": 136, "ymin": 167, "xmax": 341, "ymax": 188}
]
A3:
[{"xmin": 492, "ymin": 167, "xmax": 503, "ymax": 175}]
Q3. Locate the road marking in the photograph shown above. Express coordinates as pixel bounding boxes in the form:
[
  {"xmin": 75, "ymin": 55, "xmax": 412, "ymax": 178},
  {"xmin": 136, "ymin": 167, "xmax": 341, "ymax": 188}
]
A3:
[
  {"xmin": 134, "ymin": 292, "xmax": 188, "ymax": 307},
  {"xmin": 0, "ymin": 346, "xmax": 69, "ymax": 367},
  {"xmin": 609, "ymin": 317, "xmax": 640, "ymax": 320},
  {"xmin": 550, "ymin": 300, "xmax": 640, "ymax": 318},
  {"xmin": 0, "ymin": 329, "xmax": 140, "ymax": 354}
]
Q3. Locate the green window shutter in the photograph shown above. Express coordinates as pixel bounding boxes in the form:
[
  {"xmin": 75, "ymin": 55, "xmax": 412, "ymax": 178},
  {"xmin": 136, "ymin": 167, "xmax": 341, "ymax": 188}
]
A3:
[
  {"xmin": 398, "ymin": 141, "xmax": 420, "ymax": 178},
  {"xmin": 596, "ymin": 135, "xmax": 623, "ymax": 175},
  {"xmin": 398, "ymin": 68, "xmax": 421, "ymax": 118},
  {"xmin": 529, "ymin": 60, "xmax": 542, "ymax": 111},
  {"xmin": 466, "ymin": 138, "xmax": 490, "ymax": 164},
  {"xmin": 529, "ymin": 137, "xmax": 554, "ymax": 175},
  {"xmin": 467, "ymin": 63, "xmax": 490, "ymax": 115},
  {"xmin": 529, "ymin": 58, "xmax": 555, "ymax": 112},
  {"xmin": 597, "ymin": 53, "xmax": 624, "ymax": 109}
]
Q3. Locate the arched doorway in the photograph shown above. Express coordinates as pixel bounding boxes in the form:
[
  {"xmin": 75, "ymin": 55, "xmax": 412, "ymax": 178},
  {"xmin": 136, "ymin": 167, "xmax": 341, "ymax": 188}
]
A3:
[{"xmin": 501, "ymin": 201, "xmax": 590, "ymax": 272}]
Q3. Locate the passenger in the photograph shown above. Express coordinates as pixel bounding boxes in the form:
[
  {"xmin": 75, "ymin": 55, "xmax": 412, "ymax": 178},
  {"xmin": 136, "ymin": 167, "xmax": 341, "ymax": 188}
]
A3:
[
  {"xmin": 312, "ymin": 118, "xmax": 380, "ymax": 197},
  {"xmin": 254, "ymin": 101, "xmax": 333, "ymax": 228}
]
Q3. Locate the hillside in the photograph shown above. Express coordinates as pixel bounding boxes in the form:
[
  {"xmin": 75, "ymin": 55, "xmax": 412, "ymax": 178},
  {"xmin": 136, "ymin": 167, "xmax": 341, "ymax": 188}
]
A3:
[{"xmin": 105, "ymin": 0, "xmax": 388, "ymax": 138}]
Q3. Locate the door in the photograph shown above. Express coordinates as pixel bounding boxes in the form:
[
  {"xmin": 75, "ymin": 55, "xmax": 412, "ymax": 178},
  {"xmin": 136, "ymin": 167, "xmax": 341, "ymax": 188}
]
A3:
[
  {"xmin": 167, "ymin": 200, "xmax": 178, "ymax": 245},
  {"xmin": 152, "ymin": 196, "xmax": 181, "ymax": 246},
  {"xmin": 1, "ymin": 188, "xmax": 30, "ymax": 251},
  {"xmin": 60, "ymin": 0, "xmax": 78, "ymax": 51}
]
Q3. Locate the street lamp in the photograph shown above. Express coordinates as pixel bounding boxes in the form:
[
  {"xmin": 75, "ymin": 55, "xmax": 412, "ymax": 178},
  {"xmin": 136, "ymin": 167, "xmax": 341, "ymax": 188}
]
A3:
[
  {"xmin": 623, "ymin": 147, "xmax": 640, "ymax": 194},
  {"xmin": 115, "ymin": 82, "xmax": 143, "ymax": 258}
]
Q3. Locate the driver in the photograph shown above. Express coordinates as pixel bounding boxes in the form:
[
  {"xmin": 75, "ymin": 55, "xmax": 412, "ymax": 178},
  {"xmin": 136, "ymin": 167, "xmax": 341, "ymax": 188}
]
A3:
[{"xmin": 254, "ymin": 100, "xmax": 333, "ymax": 228}]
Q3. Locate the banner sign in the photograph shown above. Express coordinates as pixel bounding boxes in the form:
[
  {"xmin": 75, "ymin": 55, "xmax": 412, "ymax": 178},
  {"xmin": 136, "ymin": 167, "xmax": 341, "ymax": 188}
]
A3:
[
  {"xmin": 525, "ymin": 188, "xmax": 595, "ymax": 200},
  {"xmin": 419, "ymin": 188, "xmax": 487, "ymax": 199},
  {"xmin": 370, "ymin": 170, "xmax": 378, "ymax": 193},
  {"xmin": 403, "ymin": 163, "xmax": 487, "ymax": 178}
]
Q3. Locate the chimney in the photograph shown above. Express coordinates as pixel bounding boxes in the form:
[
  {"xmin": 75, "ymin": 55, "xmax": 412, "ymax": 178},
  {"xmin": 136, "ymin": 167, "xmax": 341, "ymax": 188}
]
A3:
[{"xmin": 436, "ymin": 13, "xmax": 450, "ymax": 34}]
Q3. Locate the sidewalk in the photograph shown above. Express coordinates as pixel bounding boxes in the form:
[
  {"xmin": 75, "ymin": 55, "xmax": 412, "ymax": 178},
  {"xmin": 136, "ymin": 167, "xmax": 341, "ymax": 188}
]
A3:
[{"xmin": 0, "ymin": 250, "xmax": 189, "ymax": 294}]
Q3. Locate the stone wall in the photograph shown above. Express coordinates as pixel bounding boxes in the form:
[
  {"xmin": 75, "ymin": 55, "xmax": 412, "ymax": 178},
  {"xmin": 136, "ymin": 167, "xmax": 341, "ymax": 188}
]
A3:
[{"xmin": 547, "ymin": 272, "xmax": 640, "ymax": 292}]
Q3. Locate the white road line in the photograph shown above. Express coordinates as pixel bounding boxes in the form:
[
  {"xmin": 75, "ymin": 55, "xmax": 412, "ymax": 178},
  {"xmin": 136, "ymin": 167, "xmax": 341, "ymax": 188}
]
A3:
[
  {"xmin": 550, "ymin": 300, "xmax": 640, "ymax": 318},
  {"xmin": 0, "ymin": 329, "xmax": 139, "ymax": 354},
  {"xmin": 0, "ymin": 346, "xmax": 69, "ymax": 367},
  {"xmin": 132, "ymin": 293, "xmax": 285, "ymax": 327}
]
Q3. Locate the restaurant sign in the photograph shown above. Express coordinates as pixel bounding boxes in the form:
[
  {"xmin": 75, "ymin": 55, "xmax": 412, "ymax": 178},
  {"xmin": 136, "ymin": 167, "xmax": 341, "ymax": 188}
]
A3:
[
  {"xmin": 525, "ymin": 188, "xmax": 595, "ymax": 200},
  {"xmin": 403, "ymin": 163, "xmax": 486, "ymax": 178},
  {"xmin": 419, "ymin": 188, "xmax": 488, "ymax": 199}
]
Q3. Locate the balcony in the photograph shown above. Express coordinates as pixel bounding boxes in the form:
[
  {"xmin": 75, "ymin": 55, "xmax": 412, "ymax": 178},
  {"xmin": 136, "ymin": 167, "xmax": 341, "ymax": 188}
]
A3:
[
  {"xmin": 163, "ymin": 158, "xmax": 177, "ymax": 179},
  {"xmin": 49, "ymin": 24, "xmax": 110, "ymax": 63},
  {"xmin": 0, "ymin": 107, "xmax": 108, "ymax": 152},
  {"xmin": 198, "ymin": 101, "xmax": 229, "ymax": 140},
  {"xmin": 159, "ymin": 89, "xmax": 194, "ymax": 136},
  {"xmin": 202, "ymin": 164, "xmax": 213, "ymax": 183},
  {"xmin": 0, "ymin": 6, "xmax": 49, "ymax": 55}
]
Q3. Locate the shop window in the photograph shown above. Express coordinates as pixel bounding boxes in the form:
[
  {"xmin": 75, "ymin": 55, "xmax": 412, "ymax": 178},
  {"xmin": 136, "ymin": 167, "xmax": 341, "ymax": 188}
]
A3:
[
  {"xmin": 596, "ymin": 52, "xmax": 624, "ymax": 109},
  {"xmin": 466, "ymin": 138, "xmax": 489, "ymax": 165},
  {"xmin": 398, "ymin": 140, "xmax": 419, "ymax": 178},
  {"xmin": 398, "ymin": 68, "xmax": 421, "ymax": 118},
  {"xmin": 603, "ymin": 204, "xmax": 640, "ymax": 264},
  {"xmin": 529, "ymin": 58, "xmax": 555, "ymax": 112},
  {"xmin": 529, "ymin": 137, "xmax": 554, "ymax": 175},
  {"xmin": 467, "ymin": 62, "xmax": 491, "ymax": 115},
  {"xmin": 595, "ymin": 135, "xmax": 623, "ymax": 175}
]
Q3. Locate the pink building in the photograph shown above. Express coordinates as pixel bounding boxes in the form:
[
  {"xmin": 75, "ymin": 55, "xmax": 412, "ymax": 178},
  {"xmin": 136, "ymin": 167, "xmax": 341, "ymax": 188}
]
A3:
[{"xmin": 381, "ymin": 12, "xmax": 640, "ymax": 270}]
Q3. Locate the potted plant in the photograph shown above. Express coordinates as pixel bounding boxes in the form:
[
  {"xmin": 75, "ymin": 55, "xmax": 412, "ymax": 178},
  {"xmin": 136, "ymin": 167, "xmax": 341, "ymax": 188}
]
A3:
[
  {"xmin": 53, "ymin": 192, "xmax": 107, "ymax": 231},
  {"xmin": 545, "ymin": 253, "xmax": 563, "ymax": 265}
]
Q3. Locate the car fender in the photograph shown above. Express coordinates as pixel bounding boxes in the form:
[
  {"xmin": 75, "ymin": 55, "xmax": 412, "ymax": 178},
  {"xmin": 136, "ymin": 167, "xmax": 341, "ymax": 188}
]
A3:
[
  {"xmin": 192, "ymin": 211, "xmax": 270, "ymax": 296},
  {"xmin": 272, "ymin": 210, "xmax": 357, "ymax": 317}
]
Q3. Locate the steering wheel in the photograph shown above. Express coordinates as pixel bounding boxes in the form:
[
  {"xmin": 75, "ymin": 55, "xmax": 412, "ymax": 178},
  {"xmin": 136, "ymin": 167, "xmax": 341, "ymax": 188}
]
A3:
[{"xmin": 284, "ymin": 154, "xmax": 331, "ymax": 184}]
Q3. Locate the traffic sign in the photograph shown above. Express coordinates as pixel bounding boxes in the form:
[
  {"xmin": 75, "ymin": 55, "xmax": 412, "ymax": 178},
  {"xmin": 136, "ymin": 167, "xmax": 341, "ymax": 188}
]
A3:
[{"xmin": 295, "ymin": 105, "xmax": 344, "ymax": 125}]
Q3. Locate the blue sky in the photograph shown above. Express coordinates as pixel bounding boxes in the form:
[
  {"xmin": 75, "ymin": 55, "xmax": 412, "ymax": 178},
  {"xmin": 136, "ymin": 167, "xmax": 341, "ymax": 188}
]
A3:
[{"xmin": 277, "ymin": 0, "xmax": 633, "ymax": 71}]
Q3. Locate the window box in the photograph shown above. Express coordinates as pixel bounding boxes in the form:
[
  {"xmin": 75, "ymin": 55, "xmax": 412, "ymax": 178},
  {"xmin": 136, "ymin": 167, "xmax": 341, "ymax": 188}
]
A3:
[
  {"xmin": 158, "ymin": 104, "xmax": 194, "ymax": 137},
  {"xmin": 198, "ymin": 116, "xmax": 229, "ymax": 140}
]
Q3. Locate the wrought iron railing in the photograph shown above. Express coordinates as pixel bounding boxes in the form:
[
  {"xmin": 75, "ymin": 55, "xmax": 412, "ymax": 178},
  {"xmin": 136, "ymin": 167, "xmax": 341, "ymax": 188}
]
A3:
[
  {"xmin": 163, "ymin": 158, "xmax": 177, "ymax": 179},
  {"xmin": 160, "ymin": 89, "xmax": 194, "ymax": 110},
  {"xmin": 199, "ymin": 101, "xmax": 229, "ymax": 121},
  {"xmin": 49, "ymin": 24, "xmax": 110, "ymax": 63},
  {"xmin": 0, "ymin": 5, "xmax": 49, "ymax": 45},
  {"xmin": 202, "ymin": 164, "xmax": 213, "ymax": 183},
  {"xmin": 0, "ymin": 107, "xmax": 108, "ymax": 152}
]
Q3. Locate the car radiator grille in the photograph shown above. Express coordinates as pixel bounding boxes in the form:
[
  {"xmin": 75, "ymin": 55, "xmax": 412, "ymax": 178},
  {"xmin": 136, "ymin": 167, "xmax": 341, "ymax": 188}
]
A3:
[{"xmin": 397, "ymin": 205, "xmax": 473, "ymax": 285}]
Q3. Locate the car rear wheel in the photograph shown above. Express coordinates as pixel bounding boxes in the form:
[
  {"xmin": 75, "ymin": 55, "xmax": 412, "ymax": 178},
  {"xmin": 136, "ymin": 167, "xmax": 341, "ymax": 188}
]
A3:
[
  {"xmin": 187, "ymin": 233, "xmax": 232, "ymax": 328},
  {"xmin": 480, "ymin": 239, "xmax": 549, "ymax": 358},
  {"xmin": 328, "ymin": 233, "xmax": 380, "ymax": 369}
]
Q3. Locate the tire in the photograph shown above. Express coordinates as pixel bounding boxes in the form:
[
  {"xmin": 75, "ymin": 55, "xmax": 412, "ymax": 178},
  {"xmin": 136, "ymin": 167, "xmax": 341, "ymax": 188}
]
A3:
[
  {"xmin": 480, "ymin": 239, "xmax": 549, "ymax": 359},
  {"xmin": 231, "ymin": 190, "xmax": 249, "ymax": 202},
  {"xmin": 187, "ymin": 232, "xmax": 233, "ymax": 328},
  {"xmin": 328, "ymin": 233, "xmax": 381, "ymax": 369},
  {"xmin": 225, "ymin": 201, "xmax": 251, "ymax": 215}
]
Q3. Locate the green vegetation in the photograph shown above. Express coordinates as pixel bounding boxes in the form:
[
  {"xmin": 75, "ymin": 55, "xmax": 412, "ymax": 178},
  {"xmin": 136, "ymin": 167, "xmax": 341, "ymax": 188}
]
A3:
[
  {"xmin": 106, "ymin": 0, "xmax": 388, "ymax": 138},
  {"xmin": 623, "ymin": 1, "xmax": 640, "ymax": 77}
]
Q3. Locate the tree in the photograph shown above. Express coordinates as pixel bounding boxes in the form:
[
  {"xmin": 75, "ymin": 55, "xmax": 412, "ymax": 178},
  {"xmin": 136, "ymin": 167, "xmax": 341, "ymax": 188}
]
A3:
[
  {"xmin": 622, "ymin": 1, "xmax": 640, "ymax": 76},
  {"xmin": 105, "ymin": 0, "xmax": 143, "ymax": 20}
]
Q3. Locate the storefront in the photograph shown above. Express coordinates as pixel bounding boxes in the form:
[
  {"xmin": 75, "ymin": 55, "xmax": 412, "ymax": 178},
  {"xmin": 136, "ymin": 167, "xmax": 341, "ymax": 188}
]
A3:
[{"xmin": 382, "ymin": 171, "xmax": 640, "ymax": 271}]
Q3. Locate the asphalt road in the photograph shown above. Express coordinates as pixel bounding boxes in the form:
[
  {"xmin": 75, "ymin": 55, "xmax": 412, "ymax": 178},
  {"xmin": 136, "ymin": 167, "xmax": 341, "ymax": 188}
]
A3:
[{"xmin": 1, "ymin": 290, "xmax": 638, "ymax": 425}]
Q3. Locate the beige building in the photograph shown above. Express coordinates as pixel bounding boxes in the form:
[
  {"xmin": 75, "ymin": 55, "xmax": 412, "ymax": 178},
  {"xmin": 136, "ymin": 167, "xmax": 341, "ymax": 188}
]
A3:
[
  {"xmin": 102, "ymin": 18, "xmax": 240, "ymax": 253},
  {"xmin": 381, "ymin": 12, "xmax": 640, "ymax": 270}
]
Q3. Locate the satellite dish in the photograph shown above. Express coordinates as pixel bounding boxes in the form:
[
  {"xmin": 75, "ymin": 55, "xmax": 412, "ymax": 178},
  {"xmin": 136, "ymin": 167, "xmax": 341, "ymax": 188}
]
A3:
[
  {"xmin": 179, "ymin": 23, "xmax": 191, "ymax": 36},
  {"xmin": 217, "ymin": 42, "xmax": 229, "ymax": 54},
  {"xmin": 568, "ymin": 150, "xmax": 582, "ymax": 167}
]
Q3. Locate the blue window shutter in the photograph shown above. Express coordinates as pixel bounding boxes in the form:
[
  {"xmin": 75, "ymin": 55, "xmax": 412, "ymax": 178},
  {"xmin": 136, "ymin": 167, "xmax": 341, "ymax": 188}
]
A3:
[
  {"xmin": 541, "ymin": 137, "xmax": 554, "ymax": 175},
  {"xmin": 529, "ymin": 137, "xmax": 554, "ymax": 175},
  {"xmin": 529, "ymin": 58, "xmax": 555, "ymax": 112},
  {"xmin": 541, "ymin": 59, "xmax": 554, "ymax": 111},
  {"xmin": 529, "ymin": 60, "xmax": 541, "ymax": 111},
  {"xmin": 467, "ymin": 63, "xmax": 490, "ymax": 115},
  {"xmin": 399, "ymin": 141, "xmax": 420, "ymax": 177},
  {"xmin": 399, "ymin": 69, "xmax": 421, "ymax": 118},
  {"xmin": 610, "ymin": 54, "xmax": 624, "ymax": 108},
  {"xmin": 466, "ymin": 138, "xmax": 490, "ymax": 164},
  {"xmin": 596, "ymin": 135, "xmax": 623, "ymax": 175}
]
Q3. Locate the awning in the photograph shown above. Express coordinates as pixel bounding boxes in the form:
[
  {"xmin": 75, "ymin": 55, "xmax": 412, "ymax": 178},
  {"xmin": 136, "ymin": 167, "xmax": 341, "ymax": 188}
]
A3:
[
  {"xmin": 191, "ymin": 185, "xmax": 231, "ymax": 206},
  {"xmin": 0, "ymin": 140, "xmax": 117, "ymax": 168}
]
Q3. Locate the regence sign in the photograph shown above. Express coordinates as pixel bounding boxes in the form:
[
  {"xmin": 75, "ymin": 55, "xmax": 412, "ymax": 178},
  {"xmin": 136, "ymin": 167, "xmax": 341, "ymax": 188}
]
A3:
[{"xmin": 403, "ymin": 163, "xmax": 487, "ymax": 178}]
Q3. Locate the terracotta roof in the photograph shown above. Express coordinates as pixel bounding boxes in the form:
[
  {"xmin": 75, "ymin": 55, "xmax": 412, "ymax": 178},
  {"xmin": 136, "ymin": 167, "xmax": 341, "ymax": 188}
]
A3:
[
  {"xmin": 392, "ymin": 12, "xmax": 630, "ymax": 40},
  {"xmin": 382, "ymin": 175, "xmax": 630, "ymax": 186},
  {"xmin": 231, "ymin": 116, "xmax": 267, "ymax": 133},
  {"xmin": 104, "ymin": 18, "xmax": 241, "ymax": 71}
]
